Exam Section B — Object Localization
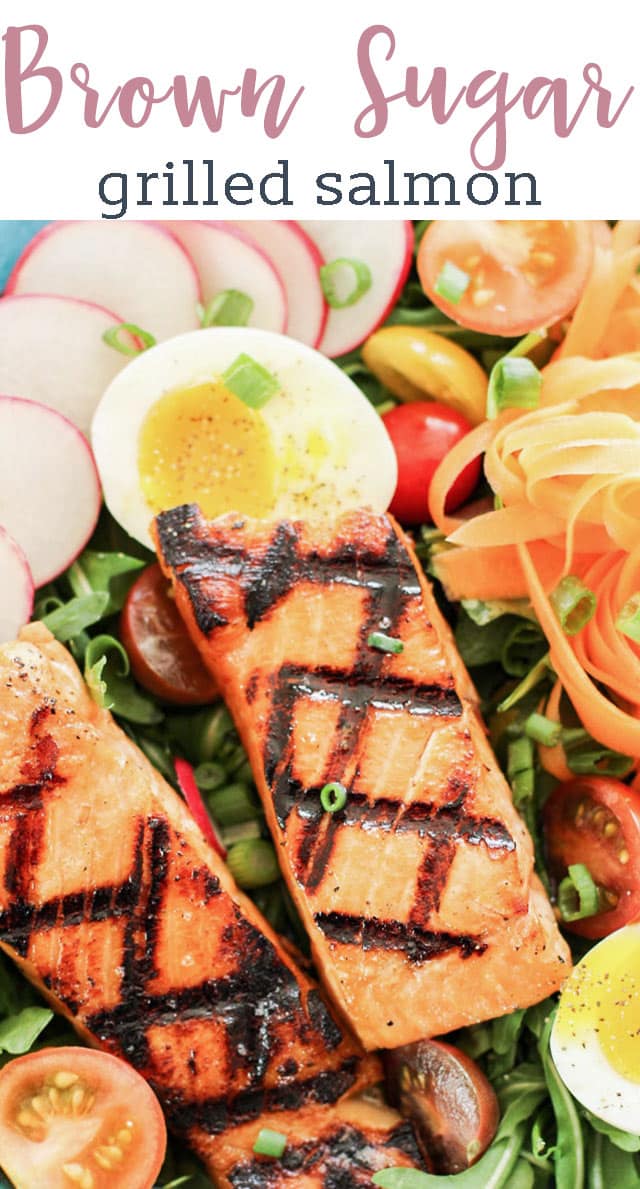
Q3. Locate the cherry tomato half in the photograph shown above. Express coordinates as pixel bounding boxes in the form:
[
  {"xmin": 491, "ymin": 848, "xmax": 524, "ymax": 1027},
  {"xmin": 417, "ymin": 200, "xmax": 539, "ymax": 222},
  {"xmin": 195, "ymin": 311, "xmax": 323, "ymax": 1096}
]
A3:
[
  {"xmin": 362, "ymin": 326, "xmax": 488, "ymax": 425},
  {"xmin": 121, "ymin": 564, "xmax": 217, "ymax": 706},
  {"xmin": 544, "ymin": 776, "xmax": 640, "ymax": 939},
  {"xmin": 0, "ymin": 1047, "xmax": 167, "ymax": 1189},
  {"xmin": 385, "ymin": 1039, "xmax": 499, "ymax": 1173},
  {"xmin": 382, "ymin": 401, "xmax": 481, "ymax": 525},
  {"xmin": 417, "ymin": 220, "xmax": 594, "ymax": 336}
]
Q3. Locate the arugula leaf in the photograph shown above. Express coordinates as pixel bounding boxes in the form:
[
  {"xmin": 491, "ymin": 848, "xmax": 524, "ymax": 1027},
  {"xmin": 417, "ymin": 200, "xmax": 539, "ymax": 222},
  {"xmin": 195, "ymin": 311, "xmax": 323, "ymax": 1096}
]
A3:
[
  {"xmin": 583, "ymin": 1111, "xmax": 640, "ymax": 1153},
  {"xmin": 487, "ymin": 1008, "xmax": 526, "ymax": 1078},
  {"xmin": 0, "ymin": 1006, "xmax": 53, "ymax": 1054},
  {"xmin": 68, "ymin": 549, "xmax": 145, "ymax": 615},
  {"xmin": 41, "ymin": 592, "xmax": 110, "ymax": 642},
  {"xmin": 507, "ymin": 1161, "xmax": 535, "ymax": 1189},
  {"xmin": 85, "ymin": 634, "xmax": 130, "ymax": 708},
  {"xmin": 373, "ymin": 1127, "xmax": 528, "ymax": 1188},
  {"xmin": 588, "ymin": 1130, "xmax": 640, "ymax": 1189},
  {"xmin": 539, "ymin": 1013, "xmax": 585, "ymax": 1189}
]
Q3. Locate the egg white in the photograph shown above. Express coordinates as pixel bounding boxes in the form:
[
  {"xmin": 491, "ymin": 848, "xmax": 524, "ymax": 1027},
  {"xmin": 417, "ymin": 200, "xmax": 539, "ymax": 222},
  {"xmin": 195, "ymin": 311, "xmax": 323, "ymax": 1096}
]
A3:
[
  {"xmin": 91, "ymin": 327, "xmax": 397, "ymax": 548},
  {"xmin": 550, "ymin": 924, "xmax": 640, "ymax": 1134}
]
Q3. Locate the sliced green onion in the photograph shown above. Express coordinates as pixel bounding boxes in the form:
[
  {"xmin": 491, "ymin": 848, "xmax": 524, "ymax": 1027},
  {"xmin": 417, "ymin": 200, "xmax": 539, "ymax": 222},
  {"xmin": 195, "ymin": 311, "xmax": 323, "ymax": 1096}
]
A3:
[
  {"xmin": 557, "ymin": 863, "xmax": 601, "ymax": 922},
  {"xmin": 102, "ymin": 322, "xmax": 156, "ymax": 355},
  {"xmin": 550, "ymin": 576, "xmax": 596, "ymax": 636},
  {"xmin": 194, "ymin": 761, "xmax": 227, "ymax": 792},
  {"xmin": 501, "ymin": 620, "xmax": 546, "ymax": 678},
  {"xmin": 221, "ymin": 819, "xmax": 262, "ymax": 847},
  {"xmin": 221, "ymin": 353, "xmax": 280, "ymax": 409},
  {"xmin": 525, "ymin": 713, "xmax": 562, "ymax": 748},
  {"xmin": 319, "ymin": 257, "xmax": 372, "ymax": 309},
  {"xmin": 376, "ymin": 400, "xmax": 396, "ymax": 417},
  {"xmin": 434, "ymin": 260, "xmax": 470, "ymax": 305},
  {"xmin": 253, "ymin": 1128, "xmax": 287, "ymax": 1158},
  {"xmin": 226, "ymin": 838, "xmax": 279, "ymax": 889},
  {"xmin": 511, "ymin": 768, "xmax": 535, "ymax": 805},
  {"xmin": 197, "ymin": 289, "xmax": 254, "ymax": 328},
  {"xmin": 320, "ymin": 781, "xmax": 348, "ymax": 813},
  {"xmin": 486, "ymin": 355, "xmax": 542, "ymax": 419},
  {"xmin": 615, "ymin": 593, "xmax": 640, "ymax": 644},
  {"xmin": 208, "ymin": 782, "xmax": 260, "ymax": 826},
  {"xmin": 507, "ymin": 735, "xmax": 534, "ymax": 779},
  {"xmin": 367, "ymin": 632, "xmax": 404, "ymax": 655}
]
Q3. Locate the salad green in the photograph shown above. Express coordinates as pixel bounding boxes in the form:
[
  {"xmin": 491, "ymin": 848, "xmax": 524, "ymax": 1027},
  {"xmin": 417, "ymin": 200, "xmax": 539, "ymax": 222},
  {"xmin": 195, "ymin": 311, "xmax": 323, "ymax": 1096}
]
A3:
[{"xmin": 1, "ymin": 221, "xmax": 638, "ymax": 1188}]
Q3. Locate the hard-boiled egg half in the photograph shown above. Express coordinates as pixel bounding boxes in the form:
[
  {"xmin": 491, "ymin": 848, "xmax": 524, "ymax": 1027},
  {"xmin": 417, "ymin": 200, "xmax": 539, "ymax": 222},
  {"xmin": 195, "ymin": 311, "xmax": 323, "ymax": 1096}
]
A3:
[
  {"xmin": 91, "ymin": 327, "xmax": 397, "ymax": 548},
  {"xmin": 550, "ymin": 923, "xmax": 640, "ymax": 1134}
]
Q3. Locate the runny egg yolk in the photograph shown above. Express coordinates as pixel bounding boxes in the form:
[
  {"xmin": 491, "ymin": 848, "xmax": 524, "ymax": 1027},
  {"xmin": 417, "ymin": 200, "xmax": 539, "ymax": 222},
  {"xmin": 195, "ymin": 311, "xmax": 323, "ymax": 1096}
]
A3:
[
  {"xmin": 137, "ymin": 382, "xmax": 277, "ymax": 519},
  {"xmin": 555, "ymin": 927, "xmax": 640, "ymax": 1083}
]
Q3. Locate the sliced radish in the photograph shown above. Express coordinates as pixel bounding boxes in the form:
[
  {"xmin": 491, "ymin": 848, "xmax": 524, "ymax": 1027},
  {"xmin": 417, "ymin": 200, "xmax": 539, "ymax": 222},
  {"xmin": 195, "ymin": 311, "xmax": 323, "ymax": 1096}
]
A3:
[
  {"xmin": 6, "ymin": 221, "xmax": 200, "ymax": 342},
  {"xmin": 230, "ymin": 220, "xmax": 327, "ymax": 346},
  {"xmin": 299, "ymin": 220, "xmax": 414, "ymax": 357},
  {"xmin": 174, "ymin": 758, "xmax": 227, "ymax": 858},
  {"xmin": 0, "ymin": 396, "xmax": 101, "ymax": 586},
  {"xmin": 164, "ymin": 221, "xmax": 287, "ymax": 333},
  {"xmin": 0, "ymin": 527, "xmax": 34, "ymax": 642},
  {"xmin": 0, "ymin": 295, "xmax": 131, "ymax": 436}
]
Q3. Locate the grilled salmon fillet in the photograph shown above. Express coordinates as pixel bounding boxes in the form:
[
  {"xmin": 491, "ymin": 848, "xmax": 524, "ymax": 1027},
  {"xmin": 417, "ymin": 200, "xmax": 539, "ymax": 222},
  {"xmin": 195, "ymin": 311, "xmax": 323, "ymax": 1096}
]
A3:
[
  {"xmin": 0, "ymin": 624, "xmax": 424, "ymax": 1186},
  {"xmin": 154, "ymin": 505, "xmax": 571, "ymax": 1050}
]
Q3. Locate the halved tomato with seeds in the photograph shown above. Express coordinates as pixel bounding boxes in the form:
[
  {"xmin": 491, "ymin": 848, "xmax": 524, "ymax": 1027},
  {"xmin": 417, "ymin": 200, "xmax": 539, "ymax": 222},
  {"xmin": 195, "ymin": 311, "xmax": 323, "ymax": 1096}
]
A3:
[
  {"xmin": 0, "ymin": 1047, "xmax": 166, "ymax": 1189},
  {"xmin": 543, "ymin": 776, "xmax": 640, "ymax": 939},
  {"xmin": 417, "ymin": 221, "xmax": 594, "ymax": 336}
]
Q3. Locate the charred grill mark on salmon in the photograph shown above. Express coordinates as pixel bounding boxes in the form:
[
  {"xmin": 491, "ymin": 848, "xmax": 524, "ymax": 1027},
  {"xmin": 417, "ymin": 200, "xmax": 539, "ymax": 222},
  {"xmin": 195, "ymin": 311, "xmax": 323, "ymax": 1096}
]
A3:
[
  {"xmin": 165, "ymin": 1060, "xmax": 361, "ymax": 1139},
  {"xmin": 155, "ymin": 508, "xmax": 572, "ymax": 1050},
  {"xmin": 314, "ymin": 912, "xmax": 486, "ymax": 963},
  {"xmin": 227, "ymin": 1121, "xmax": 424, "ymax": 1187},
  {"xmin": 156, "ymin": 504, "xmax": 422, "ymax": 637},
  {"xmin": 2, "ymin": 703, "xmax": 66, "ymax": 940}
]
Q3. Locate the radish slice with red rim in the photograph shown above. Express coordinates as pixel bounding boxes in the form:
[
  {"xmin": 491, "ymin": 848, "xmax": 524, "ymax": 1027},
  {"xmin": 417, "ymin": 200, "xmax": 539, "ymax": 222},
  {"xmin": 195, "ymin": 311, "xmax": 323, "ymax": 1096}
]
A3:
[
  {"xmin": 299, "ymin": 220, "xmax": 413, "ymax": 357},
  {"xmin": 0, "ymin": 396, "xmax": 101, "ymax": 587},
  {"xmin": 174, "ymin": 757, "xmax": 227, "ymax": 859},
  {"xmin": 6, "ymin": 221, "xmax": 201, "ymax": 342},
  {"xmin": 230, "ymin": 220, "xmax": 327, "ymax": 346},
  {"xmin": 0, "ymin": 527, "xmax": 34, "ymax": 643},
  {"xmin": 0, "ymin": 295, "xmax": 131, "ymax": 436},
  {"xmin": 165, "ymin": 221, "xmax": 287, "ymax": 333}
]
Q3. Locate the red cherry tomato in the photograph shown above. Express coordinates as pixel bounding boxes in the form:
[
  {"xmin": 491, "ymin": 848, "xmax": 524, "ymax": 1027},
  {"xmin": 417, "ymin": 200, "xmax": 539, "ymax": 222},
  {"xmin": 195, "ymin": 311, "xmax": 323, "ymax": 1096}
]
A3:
[
  {"xmin": 385, "ymin": 1039, "xmax": 499, "ymax": 1173},
  {"xmin": 417, "ymin": 220, "xmax": 594, "ymax": 336},
  {"xmin": 382, "ymin": 401, "xmax": 481, "ymax": 525},
  {"xmin": 543, "ymin": 776, "xmax": 640, "ymax": 939},
  {"xmin": 0, "ymin": 1047, "xmax": 167, "ymax": 1189},
  {"xmin": 121, "ymin": 564, "xmax": 217, "ymax": 706}
]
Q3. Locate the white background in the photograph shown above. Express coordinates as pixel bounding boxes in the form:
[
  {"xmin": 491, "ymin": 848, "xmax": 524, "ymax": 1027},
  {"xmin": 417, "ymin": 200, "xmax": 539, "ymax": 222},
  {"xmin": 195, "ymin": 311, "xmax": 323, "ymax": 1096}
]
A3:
[{"xmin": 0, "ymin": 0, "xmax": 638, "ymax": 218}]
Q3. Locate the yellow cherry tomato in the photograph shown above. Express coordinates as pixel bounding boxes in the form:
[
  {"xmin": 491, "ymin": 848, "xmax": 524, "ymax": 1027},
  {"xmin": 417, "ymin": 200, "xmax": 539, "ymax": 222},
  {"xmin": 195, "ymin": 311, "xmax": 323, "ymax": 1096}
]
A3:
[{"xmin": 362, "ymin": 326, "xmax": 488, "ymax": 425}]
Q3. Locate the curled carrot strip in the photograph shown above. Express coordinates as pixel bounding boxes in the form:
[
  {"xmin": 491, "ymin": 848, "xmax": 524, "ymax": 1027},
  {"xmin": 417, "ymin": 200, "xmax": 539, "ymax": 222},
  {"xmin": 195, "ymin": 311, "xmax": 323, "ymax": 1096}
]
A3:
[
  {"xmin": 571, "ymin": 549, "xmax": 640, "ymax": 705},
  {"xmin": 518, "ymin": 543, "xmax": 640, "ymax": 758},
  {"xmin": 430, "ymin": 356, "xmax": 640, "ymax": 562},
  {"xmin": 432, "ymin": 541, "xmax": 601, "ymax": 602},
  {"xmin": 560, "ymin": 246, "xmax": 640, "ymax": 359}
]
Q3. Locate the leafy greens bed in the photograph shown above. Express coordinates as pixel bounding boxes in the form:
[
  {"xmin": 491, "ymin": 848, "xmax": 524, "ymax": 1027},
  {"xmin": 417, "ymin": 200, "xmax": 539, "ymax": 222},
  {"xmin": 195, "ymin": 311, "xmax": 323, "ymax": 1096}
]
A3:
[{"xmin": 1, "ymin": 221, "xmax": 639, "ymax": 1188}]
